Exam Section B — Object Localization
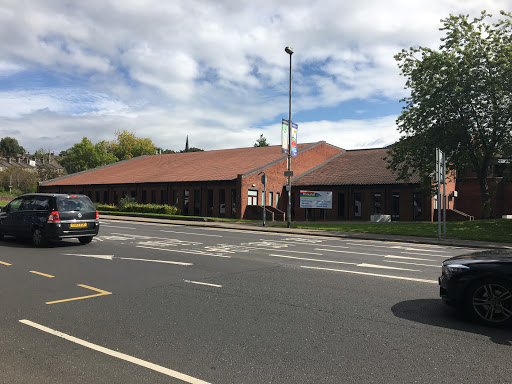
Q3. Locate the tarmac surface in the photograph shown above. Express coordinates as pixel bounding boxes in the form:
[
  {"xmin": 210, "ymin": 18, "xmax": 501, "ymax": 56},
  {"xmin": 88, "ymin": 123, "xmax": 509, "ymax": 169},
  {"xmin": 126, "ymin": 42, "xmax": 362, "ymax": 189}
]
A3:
[{"xmin": 101, "ymin": 214, "xmax": 512, "ymax": 251}]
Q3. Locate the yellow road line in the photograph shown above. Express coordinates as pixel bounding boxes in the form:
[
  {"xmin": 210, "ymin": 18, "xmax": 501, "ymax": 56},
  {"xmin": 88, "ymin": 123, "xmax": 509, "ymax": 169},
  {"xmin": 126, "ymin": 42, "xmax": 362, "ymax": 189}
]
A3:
[
  {"xmin": 29, "ymin": 271, "xmax": 55, "ymax": 278},
  {"xmin": 46, "ymin": 284, "xmax": 112, "ymax": 305},
  {"xmin": 0, "ymin": 261, "xmax": 12, "ymax": 266}
]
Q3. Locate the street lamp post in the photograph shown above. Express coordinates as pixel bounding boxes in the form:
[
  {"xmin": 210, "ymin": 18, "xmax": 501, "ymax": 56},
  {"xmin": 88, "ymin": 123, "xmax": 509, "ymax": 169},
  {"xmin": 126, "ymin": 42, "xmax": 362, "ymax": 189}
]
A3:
[{"xmin": 285, "ymin": 46, "xmax": 293, "ymax": 228}]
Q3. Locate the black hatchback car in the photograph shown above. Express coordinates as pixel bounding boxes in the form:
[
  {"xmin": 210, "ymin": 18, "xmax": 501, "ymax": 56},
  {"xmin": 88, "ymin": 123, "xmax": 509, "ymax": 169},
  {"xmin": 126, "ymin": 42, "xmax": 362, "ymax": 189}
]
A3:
[
  {"xmin": 0, "ymin": 193, "xmax": 100, "ymax": 247},
  {"xmin": 439, "ymin": 250, "xmax": 512, "ymax": 326}
]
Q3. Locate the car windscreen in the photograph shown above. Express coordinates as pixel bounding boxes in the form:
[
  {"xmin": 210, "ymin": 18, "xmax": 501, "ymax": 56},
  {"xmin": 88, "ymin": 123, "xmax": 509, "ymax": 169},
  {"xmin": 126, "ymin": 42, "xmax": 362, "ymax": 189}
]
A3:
[{"xmin": 57, "ymin": 196, "xmax": 96, "ymax": 212}]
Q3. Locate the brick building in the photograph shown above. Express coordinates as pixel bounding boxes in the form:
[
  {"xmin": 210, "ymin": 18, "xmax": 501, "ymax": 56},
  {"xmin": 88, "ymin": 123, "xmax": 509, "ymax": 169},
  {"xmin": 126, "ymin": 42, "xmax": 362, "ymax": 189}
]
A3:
[
  {"xmin": 38, "ymin": 142, "xmax": 343, "ymax": 220},
  {"xmin": 289, "ymin": 148, "xmax": 457, "ymax": 221}
]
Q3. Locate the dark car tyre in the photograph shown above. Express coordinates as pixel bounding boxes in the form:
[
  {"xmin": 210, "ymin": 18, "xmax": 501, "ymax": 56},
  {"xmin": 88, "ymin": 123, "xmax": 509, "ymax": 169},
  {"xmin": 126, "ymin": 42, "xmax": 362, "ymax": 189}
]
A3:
[
  {"xmin": 465, "ymin": 279, "xmax": 512, "ymax": 326},
  {"xmin": 32, "ymin": 228, "xmax": 48, "ymax": 248},
  {"xmin": 79, "ymin": 236, "xmax": 93, "ymax": 245}
]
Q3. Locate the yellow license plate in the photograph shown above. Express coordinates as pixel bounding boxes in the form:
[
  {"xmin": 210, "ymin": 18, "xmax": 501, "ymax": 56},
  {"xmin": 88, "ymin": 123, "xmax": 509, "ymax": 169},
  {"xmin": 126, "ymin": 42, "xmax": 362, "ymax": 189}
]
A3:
[{"xmin": 70, "ymin": 223, "xmax": 88, "ymax": 228}]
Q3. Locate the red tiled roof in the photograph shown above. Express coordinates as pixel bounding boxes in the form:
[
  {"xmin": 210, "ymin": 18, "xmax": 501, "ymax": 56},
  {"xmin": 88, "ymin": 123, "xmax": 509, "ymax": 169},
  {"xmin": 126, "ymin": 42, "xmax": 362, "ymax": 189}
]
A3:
[
  {"xmin": 42, "ymin": 143, "xmax": 317, "ymax": 186},
  {"xmin": 293, "ymin": 148, "xmax": 420, "ymax": 186}
]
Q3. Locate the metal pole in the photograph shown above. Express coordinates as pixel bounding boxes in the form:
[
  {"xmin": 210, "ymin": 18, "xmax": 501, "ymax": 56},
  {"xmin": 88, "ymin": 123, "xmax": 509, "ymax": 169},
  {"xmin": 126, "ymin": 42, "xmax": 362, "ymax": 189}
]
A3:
[
  {"xmin": 285, "ymin": 47, "xmax": 293, "ymax": 228},
  {"xmin": 443, "ymin": 152, "xmax": 446, "ymax": 238},
  {"xmin": 437, "ymin": 149, "xmax": 441, "ymax": 240}
]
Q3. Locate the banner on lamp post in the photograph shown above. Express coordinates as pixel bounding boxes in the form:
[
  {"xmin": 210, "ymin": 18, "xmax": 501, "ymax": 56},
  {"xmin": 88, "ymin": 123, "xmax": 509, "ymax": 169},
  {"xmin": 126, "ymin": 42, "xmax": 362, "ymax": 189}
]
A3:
[
  {"xmin": 291, "ymin": 122, "xmax": 298, "ymax": 157},
  {"xmin": 281, "ymin": 119, "xmax": 289, "ymax": 154}
]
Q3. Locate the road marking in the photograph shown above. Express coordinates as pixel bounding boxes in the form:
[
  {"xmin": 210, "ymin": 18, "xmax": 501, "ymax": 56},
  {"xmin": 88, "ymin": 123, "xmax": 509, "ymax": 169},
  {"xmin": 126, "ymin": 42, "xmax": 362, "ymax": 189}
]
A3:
[
  {"xmin": 19, "ymin": 320, "xmax": 212, "ymax": 384},
  {"xmin": 301, "ymin": 266, "xmax": 438, "ymax": 284},
  {"xmin": 137, "ymin": 246, "xmax": 231, "ymax": 258},
  {"xmin": 385, "ymin": 255, "xmax": 437, "ymax": 262},
  {"xmin": 268, "ymin": 254, "xmax": 419, "ymax": 271},
  {"xmin": 383, "ymin": 260, "xmax": 440, "ymax": 268},
  {"xmin": 46, "ymin": 284, "xmax": 112, "ymax": 305},
  {"xmin": 29, "ymin": 271, "xmax": 55, "ymax": 278},
  {"xmin": 0, "ymin": 261, "xmax": 12, "ymax": 266},
  {"xmin": 64, "ymin": 254, "xmax": 114, "ymax": 260},
  {"xmin": 315, "ymin": 248, "xmax": 384, "ymax": 257},
  {"xmin": 184, "ymin": 280, "xmax": 222, "ymax": 288},
  {"xmin": 101, "ymin": 225, "xmax": 138, "ymax": 229},
  {"xmin": 64, "ymin": 253, "xmax": 192, "ymax": 265},
  {"xmin": 118, "ymin": 257, "xmax": 192, "ymax": 266},
  {"xmin": 161, "ymin": 230, "xmax": 223, "ymax": 237}
]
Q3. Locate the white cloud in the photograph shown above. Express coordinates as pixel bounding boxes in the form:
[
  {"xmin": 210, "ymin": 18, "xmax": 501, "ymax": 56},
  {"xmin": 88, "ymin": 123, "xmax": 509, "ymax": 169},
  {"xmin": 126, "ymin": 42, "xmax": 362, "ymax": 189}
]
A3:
[{"xmin": 0, "ymin": 0, "xmax": 508, "ymax": 153}]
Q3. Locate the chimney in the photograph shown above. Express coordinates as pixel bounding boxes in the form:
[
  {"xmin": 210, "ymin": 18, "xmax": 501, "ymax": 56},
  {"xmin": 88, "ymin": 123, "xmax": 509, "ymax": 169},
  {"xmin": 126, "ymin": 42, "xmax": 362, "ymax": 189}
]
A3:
[{"xmin": 17, "ymin": 156, "xmax": 21, "ymax": 164}]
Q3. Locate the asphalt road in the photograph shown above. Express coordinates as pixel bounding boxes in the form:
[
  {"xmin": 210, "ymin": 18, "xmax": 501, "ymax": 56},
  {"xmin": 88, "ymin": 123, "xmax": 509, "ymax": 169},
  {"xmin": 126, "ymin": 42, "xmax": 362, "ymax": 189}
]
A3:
[{"xmin": 1, "ymin": 219, "xmax": 511, "ymax": 384}]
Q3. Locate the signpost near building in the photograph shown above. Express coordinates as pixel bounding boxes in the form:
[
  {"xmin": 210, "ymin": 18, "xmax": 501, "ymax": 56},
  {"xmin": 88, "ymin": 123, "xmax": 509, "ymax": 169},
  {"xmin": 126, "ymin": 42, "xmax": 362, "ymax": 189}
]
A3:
[
  {"xmin": 259, "ymin": 171, "xmax": 267, "ymax": 227},
  {"xmin": 436, "ymin": 148, "xmax": 446, "ymax": 240},
  {"xmin": 300, "ymin": 190, "xmax": 332, "ymax": 221}
]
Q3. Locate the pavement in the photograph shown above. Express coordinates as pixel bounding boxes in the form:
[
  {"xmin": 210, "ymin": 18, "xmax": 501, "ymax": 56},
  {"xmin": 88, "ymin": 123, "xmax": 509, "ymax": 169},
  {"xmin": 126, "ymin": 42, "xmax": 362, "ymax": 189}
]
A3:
[{"xmin": 100, "ymin": 214, "xmax": 512, "ymax": 250}]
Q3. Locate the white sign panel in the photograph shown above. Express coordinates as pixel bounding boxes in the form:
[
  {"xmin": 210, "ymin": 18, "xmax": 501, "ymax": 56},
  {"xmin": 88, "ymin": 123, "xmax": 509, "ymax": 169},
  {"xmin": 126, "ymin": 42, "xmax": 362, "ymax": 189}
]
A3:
[{"xmin": 300, "ymin": 190, "xmax": 332, "ymax": 209}]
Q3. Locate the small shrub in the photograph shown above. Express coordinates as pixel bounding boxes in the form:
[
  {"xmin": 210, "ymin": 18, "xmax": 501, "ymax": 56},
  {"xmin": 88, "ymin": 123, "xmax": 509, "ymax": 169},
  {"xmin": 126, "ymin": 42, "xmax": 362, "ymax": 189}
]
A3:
[
  {"xmin": 95, "ymin": 203, "xmax": 118, "ymax": 212},
  {"xmin": 121, "ymin": 203, "xmax": 180, "ymax": 215},
  {"xmin": 119, "ymin": 195, "xmax": 137, "ymax": 210}
]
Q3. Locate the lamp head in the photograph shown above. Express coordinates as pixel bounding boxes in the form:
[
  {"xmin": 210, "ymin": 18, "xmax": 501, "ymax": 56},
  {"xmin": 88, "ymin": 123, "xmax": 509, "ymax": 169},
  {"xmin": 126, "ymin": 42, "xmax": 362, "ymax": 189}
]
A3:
[{"xmin": 285, "ymin": 46, "xmax": 294, "ymax": 55}]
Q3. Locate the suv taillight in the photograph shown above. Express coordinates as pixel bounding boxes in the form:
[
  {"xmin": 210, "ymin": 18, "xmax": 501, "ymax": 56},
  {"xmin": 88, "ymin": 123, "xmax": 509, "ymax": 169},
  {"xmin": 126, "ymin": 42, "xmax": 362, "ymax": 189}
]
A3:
[
  {"xmin": 47, "ymin": 211, "xmax": 61, "ymax": 223},
  {"xmin": 95, "ymin": 211, "xmax": 99, "ymax": 221}
]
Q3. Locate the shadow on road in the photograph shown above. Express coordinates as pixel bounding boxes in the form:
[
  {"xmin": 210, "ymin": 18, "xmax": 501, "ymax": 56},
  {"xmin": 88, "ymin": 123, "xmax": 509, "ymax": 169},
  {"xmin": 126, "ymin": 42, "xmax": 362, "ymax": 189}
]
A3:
[
  {"xmin": 0, "ymin": 236, "xmax": 84, "ymax": 249},
  {"xmin": 391, "ymin": 299, "xmax": 512, "ymax": 346}
]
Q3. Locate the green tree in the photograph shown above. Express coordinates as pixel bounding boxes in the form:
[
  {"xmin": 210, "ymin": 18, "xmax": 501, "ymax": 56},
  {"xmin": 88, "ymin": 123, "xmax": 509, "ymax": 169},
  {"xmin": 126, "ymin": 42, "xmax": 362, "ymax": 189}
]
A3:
[
  {"xmin": 0, "ymin": 137, "xmax": 25, "ymax": 157},
  {"xmin": 108, "ymin": 130, "xmax": 158, "ymax": 160},
  {"xmin": 59, "ymin": 137, "xmax": 117, "ymax": 174},
  {"xmin": 387, "ymin": 11, "xmax": 512, "ymax": 218},
  {"xmin": 0, "ymin": 167, "xmax": 38, "ymax": 193},
  {"xmin": 180, "ymin": 147, "xmax": 204, "ymax": 153},
  {"xmin": 254, "ymin": 134, "xmax": 269, "ymax": 147}
]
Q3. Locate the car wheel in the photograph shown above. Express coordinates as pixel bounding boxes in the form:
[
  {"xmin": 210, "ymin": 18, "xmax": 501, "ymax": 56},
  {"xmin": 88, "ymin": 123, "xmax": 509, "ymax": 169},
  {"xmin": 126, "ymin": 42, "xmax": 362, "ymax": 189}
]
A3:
[
  {"xmin": 79, "ymin": 236, "xmax": 93, "ymax": 245},
  {"xmin": 465, "ymin": 279, "xmax": 512, "ymax": 326},
  {"xmin": 32, "ymin": 228, "xmax": 48, "ymax": 247}
]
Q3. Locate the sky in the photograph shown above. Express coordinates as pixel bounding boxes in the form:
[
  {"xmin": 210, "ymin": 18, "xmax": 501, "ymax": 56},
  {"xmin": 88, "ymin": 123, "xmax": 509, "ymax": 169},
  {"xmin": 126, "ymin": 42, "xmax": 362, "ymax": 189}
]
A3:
[{"xmin": 0, "ymin": 0, "xmax": 508, "ymax": 155}]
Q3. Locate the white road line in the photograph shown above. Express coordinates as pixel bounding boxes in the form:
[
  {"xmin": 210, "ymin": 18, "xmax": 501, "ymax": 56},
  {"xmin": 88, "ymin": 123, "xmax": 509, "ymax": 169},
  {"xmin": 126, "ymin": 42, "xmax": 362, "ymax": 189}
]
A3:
[
  {"xmin": 400, "ymin": 251, "xmax": 449, "ymax": 257},
  {"xmin": 136, "ymin": 246, "xmax": 231, "ymax": 258},
  {"xmin": 300, "ymin": 266, "xmax": 438, "ymax": 284},
  {"xmin": 385, "ymin": 255, "xmax": 438, "ymax": 262},
  {"xmin": 19, "ymin": 320, "xmax": 211, "ymax": 384},
  {"xmin": 344, "ymin": 242, "xmax": 450, "ymax": 254},
  {"xmin": 161, "ymin": 230, "xmax": 222, "ymax": 237},
  {"xmin": 101, "ymin": 225, "xmax": 138, "ymax": 230},
  {"xmin": 184, "ymin": 280, "xmax": 222, "ymax": 288},
  {"xmin": 118, "ymin": 257, "xmax": 192, "ymax": 266},
  {"xmin": 314, "ymin": 248, "xmax": 384, "ymax": 257},
  {"xmin": 267, "ymin": 254, "xmax": 419, "ymax": 271},
  {"xmin": 383, "ymin": 260, "xmax": 440, "ymax": 268},
  {"xmin": 64, "ymin": 254, "xmax": 114, "ymax": 260}
]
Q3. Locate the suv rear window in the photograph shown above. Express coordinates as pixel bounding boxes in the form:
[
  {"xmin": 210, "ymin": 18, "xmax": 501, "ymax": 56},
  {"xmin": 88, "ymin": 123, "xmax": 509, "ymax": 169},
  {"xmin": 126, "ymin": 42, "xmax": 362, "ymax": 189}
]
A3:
[{"xmin": 57, "ymin": 196, "xmax": 96, "ymax": 212}]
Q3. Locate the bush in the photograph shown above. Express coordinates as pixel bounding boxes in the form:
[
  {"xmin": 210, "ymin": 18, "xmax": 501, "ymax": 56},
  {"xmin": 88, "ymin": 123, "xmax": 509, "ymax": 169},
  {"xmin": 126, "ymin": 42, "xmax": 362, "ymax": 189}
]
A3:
[
  {"xmin": 119, "ymin": 195, "xmax": 137, "ymax": 210},
  {"xmin": 95, "ymin": 203, "xmax": 118, "ymax": 212},
  {"xmin": 121, "ymin": 203, "xmax": 180, "ymax": 215}
]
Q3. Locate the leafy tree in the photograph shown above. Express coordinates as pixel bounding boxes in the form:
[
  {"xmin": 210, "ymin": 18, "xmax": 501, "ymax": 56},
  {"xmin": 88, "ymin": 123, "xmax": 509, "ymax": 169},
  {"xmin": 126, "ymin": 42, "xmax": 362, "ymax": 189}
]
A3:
[
  {"xmin": 59, "ymin": 137, "xmax": 117, "ymax": 174},
  {"xmin": 387, "ymin": 11, "xmax": 512, "ymax": 218},
  {"xmin": 0, "ymin": 137, "xmax": 25, "ymax": 157},
  {"xmin": 37, "ymin": 164, "xmax": 62, "ymax": 182},
  {"xmin": 0, "ymin": 167, "xmax": 38, "ymax": 193},
  {"xmin": 108, "ymin": 130, "xmax": 158, "ymax": 160},
  {"xmin": 254, "ymin": 134, "xmax": 270, "ymax": 147},
  {"xmin": 180, "ymin": 147, "xmax": 204, "ymax": 153}
]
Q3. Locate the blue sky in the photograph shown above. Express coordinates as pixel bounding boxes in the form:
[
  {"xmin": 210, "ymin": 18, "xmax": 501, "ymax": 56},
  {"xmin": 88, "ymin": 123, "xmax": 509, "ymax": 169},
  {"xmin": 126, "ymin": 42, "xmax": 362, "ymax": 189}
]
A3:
[{"xmin": 0, "ymin": 0, "xmax": 508, "ymax": 154}]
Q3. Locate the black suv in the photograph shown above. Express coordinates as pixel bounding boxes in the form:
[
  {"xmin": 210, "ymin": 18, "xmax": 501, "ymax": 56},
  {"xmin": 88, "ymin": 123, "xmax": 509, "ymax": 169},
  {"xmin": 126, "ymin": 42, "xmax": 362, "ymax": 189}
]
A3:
[{"xmin": 0, "ymin": 193, "xmax": 100, "ymax": 247}]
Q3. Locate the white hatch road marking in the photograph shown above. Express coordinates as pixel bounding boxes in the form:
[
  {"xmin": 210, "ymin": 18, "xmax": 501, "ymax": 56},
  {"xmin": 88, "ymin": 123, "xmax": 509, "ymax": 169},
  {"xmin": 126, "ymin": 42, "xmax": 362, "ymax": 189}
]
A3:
[
  {"xmin": 184, "ymin": 280, "xmax": 223, "ymax": 288},
  {"xmin": 268, "ymin": 254, "xmax": 419, "ymax": 271},
  {"xmin": 136, "ymin": 246, "xmax": 231, "ymax": 258},
  {"xmin": 344, "ymin": 242, "xmax": 450, "ymax": 253},
  {"xmin": 19, "ymin": 320, "xmax": 212, "ymax": 384},
  {"xmin": 64, "ymin": 253, "xmax": 192, "ymax": 265},
  {"xmin": 301, "ymin": 266, "xmax": 438, "ymax": 284},
  {"xmin": 161, "ymin": 230, "xmax": 223, "ymax": 237}
]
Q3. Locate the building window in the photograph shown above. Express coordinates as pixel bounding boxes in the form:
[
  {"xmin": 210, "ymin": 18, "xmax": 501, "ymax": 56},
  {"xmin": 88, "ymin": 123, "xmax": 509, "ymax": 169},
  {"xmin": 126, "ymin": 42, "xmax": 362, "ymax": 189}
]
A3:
[
  {"xmin": 142, "ymin": 190, "xmax": 147, "ymax": 204},
  {"xmin": 95, "ymin": 191, "xmax": 100, "ymax": 203},
  {"xmin": 268, "ymin": 192, "xmax": 273, "ymax": 207},
  {"xmin": 338, "ymin": 193, "xmax": 345, "ymax": 219},
  {"xmin": 276, "ymin": 192, "xmax": 280, "ymax": 208},
  {"xmin": 104, "ymin": 191, "xmax": 109, "ymax": 204},
  {"xmin": 373, "ymin": 193, "xmax": 382, "ymax": 214},
  {"xmin": 413, "ymin": 192, "xmax": 422, "ymax": 220},
  {"xmin": 219, "ymin": 189, "xmax": 226, "ymax": 216},
  {"xmin": 392, "ymin": 193, "xmax": 400, "ymax": 221},
  {"xmin": 207, "ymin": 189, "xmax": 214, "ymax": 216},
  {"xmin": 151, "ymin": 190, "xmax": 157, "ymax": 204},
  {"xmin": 248, "ymin": 190, "xmax": 258, "ymax": 205},
  {"xmin": 184, "ymin": 190, "xmax": 189, "ymax": 215},
  {"xmin": 231, "ymin": 189, "xmax": 237, "ymax": 217},
  {"xmin": 161, "ymin": 189, "xmax": 168, "ymax": 205},
  {"xmin": 354, "ymin": 192, "xmax": 362, "ymax": 218}
]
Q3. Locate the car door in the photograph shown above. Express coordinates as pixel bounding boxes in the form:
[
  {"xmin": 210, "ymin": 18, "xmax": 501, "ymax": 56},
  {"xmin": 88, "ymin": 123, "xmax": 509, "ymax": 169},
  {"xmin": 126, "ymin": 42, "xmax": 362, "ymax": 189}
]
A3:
[{"xmin": 0, "ymin": 197, "xmax": 24, "ymax": 236}]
